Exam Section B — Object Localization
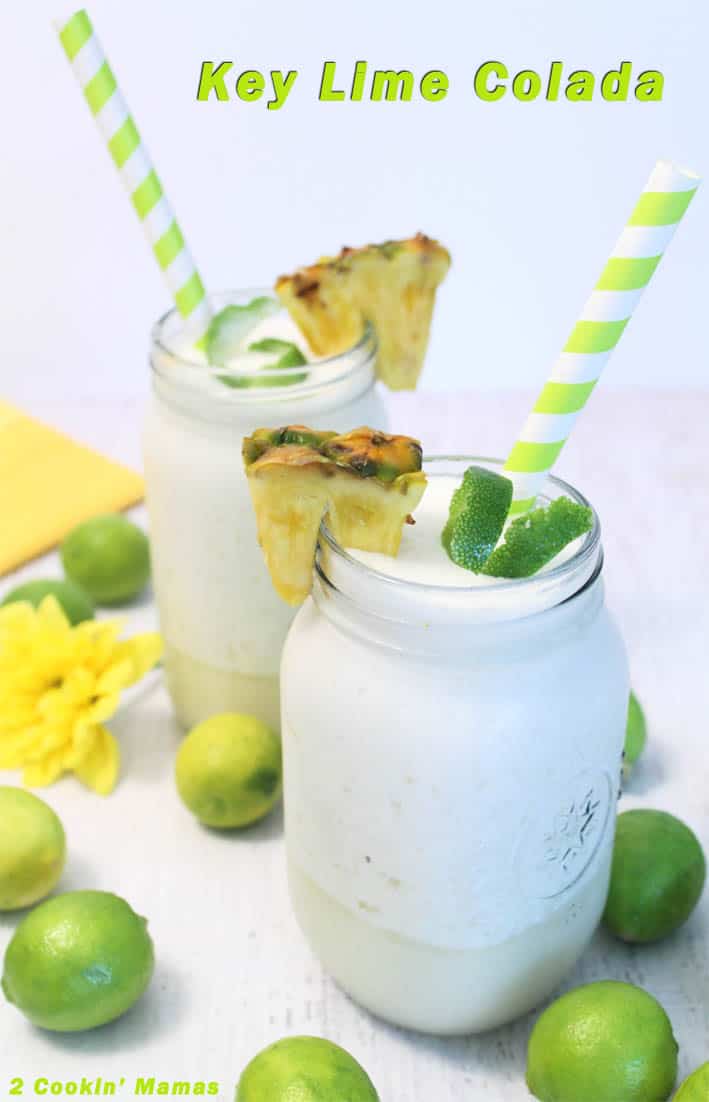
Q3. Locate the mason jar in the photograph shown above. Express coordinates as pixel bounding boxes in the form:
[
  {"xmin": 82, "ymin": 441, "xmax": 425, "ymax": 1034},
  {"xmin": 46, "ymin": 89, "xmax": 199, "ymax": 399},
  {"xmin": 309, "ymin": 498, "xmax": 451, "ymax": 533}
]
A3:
[
  {"xmin": 280, "ymin": 458, "xmax": 628, "ymax": 1034},
  {"xmin": 143, "ymin": 290, "xmax": 385, "ymax": 731}
]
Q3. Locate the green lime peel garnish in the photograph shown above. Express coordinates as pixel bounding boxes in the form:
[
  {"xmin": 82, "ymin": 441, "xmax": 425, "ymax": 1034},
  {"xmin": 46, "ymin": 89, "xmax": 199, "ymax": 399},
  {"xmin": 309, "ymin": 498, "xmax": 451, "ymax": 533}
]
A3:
[
  {"xmin": 481, "ymin": 496, "xmax": 593, "ymax": 578},
  {"xmin": 206, "ymin": 298, "xmax": 309, "ymax": 389},
  {"xmin": 206, "ymin": 297, "xmax": 279, "ymax": 365},
  {"xmin": 623, "ymin": 691, "xmax": 647, "ymax": 782},
  {"xmin": 441, "ymin": 466, "xmax": 513, "ymax": 572},
  {"xmin": 440, "ymin": 467, "xmax": 593, "ymax": 579},
  {"xmin": 219, "ymin": 338, "xmax": 306, "ymax": 389}
]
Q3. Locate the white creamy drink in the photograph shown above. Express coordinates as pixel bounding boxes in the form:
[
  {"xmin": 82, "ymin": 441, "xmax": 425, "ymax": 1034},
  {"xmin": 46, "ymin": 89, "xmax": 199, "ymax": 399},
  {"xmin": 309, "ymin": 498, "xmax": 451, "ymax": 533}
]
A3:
[
  {"xmin": 143, "ymin": 291, "xmax": 385, "ymax": 730},
  {"xmin": 281, "ymin": 459, "xmax": 628, "ymax": 1034}
]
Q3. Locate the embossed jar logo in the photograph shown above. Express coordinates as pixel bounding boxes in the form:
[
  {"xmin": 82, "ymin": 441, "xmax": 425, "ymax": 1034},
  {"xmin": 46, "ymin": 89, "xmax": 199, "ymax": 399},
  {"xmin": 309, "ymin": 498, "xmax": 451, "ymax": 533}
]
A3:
[{"xmin": 518, "ymin": 771, "xmax": 613, "ymax": 900}]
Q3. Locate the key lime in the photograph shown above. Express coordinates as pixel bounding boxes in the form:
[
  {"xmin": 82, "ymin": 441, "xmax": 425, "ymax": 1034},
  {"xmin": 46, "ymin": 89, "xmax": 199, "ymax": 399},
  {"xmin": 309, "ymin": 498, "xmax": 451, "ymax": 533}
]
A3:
[
  {"xmin": 236, "ymin": 1036, "xmax": 380, "ymax": 1101},
  {"xmin": 623, "ymin": 691, "xmax": 647, "ymax": 781},
  {"xmin": 675, "ymin": 1062, "xmax": 709, "ymax": 1100},
  {"xmin": 526, "ymin": 981, "xmax": 678, "ymax": 1102},
  {"xmin": 441, "ymin": 465, "xmax": 513, "ymax": 572},
  {"xmin": 61, "ymin": 514, "xmax": 150, "ymax": 605},
  {"xmin": 176, "ymin": 714, "xmax": 282, "ymax": 829},
  {"xmin": 1, "ymin": 579, "xmax": 94, "ymax": 625},
  {"xmin": 1, "ymin": 890, "xmax": 154, "ymax": 1032},
  {"xmin": 0, "ymin": 787, "xmax": 66, "ymax": 911},
  {"xmin": 603, "ymin": 809, "xmax": 706, "ymax": 943}
]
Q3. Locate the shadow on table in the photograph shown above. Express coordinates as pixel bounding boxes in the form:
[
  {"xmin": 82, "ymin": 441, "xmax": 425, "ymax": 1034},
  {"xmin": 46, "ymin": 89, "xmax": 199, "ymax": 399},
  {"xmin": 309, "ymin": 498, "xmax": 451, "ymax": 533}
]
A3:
[
  {"xmin": 622, "ymin": 739, "xmax": 668, "ymax": 797},
  {"xmin": 335, "ymin": 905, "xmax": 709, "ymax": 1087},
  {"xmin": 354, "ymin": 997, "xmax": 533, "ymax": 1087},
  {"xmin": 0, "ymin": 853, "xmax": 97, "ymax": 935},
  {"xmin": 28, "ymin": 957, "xmax": 189, "ymax": 1055},
  {"xmin": 114, "ymin": 680, "xmax": 182, "ymax": 786}
]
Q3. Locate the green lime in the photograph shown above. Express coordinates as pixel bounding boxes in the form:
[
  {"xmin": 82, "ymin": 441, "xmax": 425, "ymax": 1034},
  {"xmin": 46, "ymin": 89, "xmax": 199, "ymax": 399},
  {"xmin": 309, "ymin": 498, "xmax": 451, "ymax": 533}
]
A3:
[
  {"xmin": 441, "ymin": 465, "xmax": 513, "ymax": 572},
  {"xmin": 175, "ymin": 714, "xmax": 282, "ymax": 829},
  {"xmin": 0, "ymin": 787, "xmax": 66, "ymax": 911},
  {"xmin": 61, "ymin": 514, "xmax": 150, "ymax": 605},
  {"xmin": 603, "ymin": 809, "xmax": 706, "ymax": 943},
  {"xmin": 526, "ymin": 981, "xmax": 678, "ymax": 1101},
  {"xmin": 2, "ymin": 890, "xmax": 154, "ymax": 1032},
  {"xmin": 236, "ymin": 1036, "xmax": 380, "ymax": 1101},
  {"xmin": 1, "ymin": 578, "xmax": 95, "ymax": 625},
  {"xmin": 623, "ymin": 691, "xmax": 647, "ymax": 781},
  {"xmin": 482, "ymin": 496, "xmax": 593, "ymax": 578},
  {"xmin": 675, "ymin": 1062, "xmax": 709, "ymax": 1100}
]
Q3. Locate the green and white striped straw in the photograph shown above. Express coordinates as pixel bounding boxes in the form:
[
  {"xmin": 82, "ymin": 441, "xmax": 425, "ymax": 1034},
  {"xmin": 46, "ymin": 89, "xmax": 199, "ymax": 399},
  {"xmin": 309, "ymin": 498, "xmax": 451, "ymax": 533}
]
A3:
[
  {"xmin": 55, "ymin": 9, "xmax": 211, "ymax": 341},
  {"xmin": 505, "ymin": 160, "xmax": 700, "ymax": 513}
]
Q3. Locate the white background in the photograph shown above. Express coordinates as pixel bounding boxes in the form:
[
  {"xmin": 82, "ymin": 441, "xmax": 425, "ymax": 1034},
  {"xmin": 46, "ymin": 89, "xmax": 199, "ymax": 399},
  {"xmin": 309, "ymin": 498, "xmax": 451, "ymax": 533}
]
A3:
[{"xmin": 2, "ymin": 0, "xmax": 707, "ymax": 402}]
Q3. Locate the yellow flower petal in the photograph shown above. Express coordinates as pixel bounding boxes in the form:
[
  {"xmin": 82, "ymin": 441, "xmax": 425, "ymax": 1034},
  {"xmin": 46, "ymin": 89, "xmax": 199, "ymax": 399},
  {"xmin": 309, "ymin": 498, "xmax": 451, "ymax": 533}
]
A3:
[
  {"xmin": 0, "ymin": 602, "xmax": 157, "ymax": 795},
  {"xmin": 81, "ymin": 691, "xmax": 122, "ymax": 727},
  {"xmin": 0, "ymin": 598, "xmax": 42, "ymax": 631},
  {"xmin": 73, "ymin": 726, "xmax": 120, "ymax": 796},
  {"xmin": 94, "ymin": 658, "xmax": 135, "ymax": 696},
  {"xmin": 76, "ymin": 619, "xmax": 124, "ymax": 668},
  {"xmin": 36, "ymin": 595, "xmax": 71, "ymax": 632},
  {"xmin": 23, "ymin": 752, "xmax": 66, "ymax": 788},
  {"xmin": 109, "ymin": 633, "xmax": 163, "ymax": 687}
]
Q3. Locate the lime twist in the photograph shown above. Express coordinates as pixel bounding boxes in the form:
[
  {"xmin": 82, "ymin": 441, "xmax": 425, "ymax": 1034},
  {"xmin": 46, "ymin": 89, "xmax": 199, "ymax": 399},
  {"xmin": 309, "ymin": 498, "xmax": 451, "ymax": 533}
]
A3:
[
  {"xmin": 2, "ymin": 890, "xmax": 154, "ymax": 1032},
  {"xmin": 206, "ymin": 297, "xmax": 280, "ymax": 366},
  {"xmin": 176, "ymin": 714, "xmax": 282, "ymax": 829},
  {"xmin": 603, "ymin": 809, "xmax": 706, "ymax": 943},
  {"xmin": 482, "ymin": 496, "xmax": 592, "ymax": 578},
  {"xmin": 236, "ymin": 1036, "xmax": 380, "ymax": 1102},
  {"xmin": 61, "ymin": 514, "xmax": 150, "ymax": 605},
  {"xmin": 206, "ymin": 298, "xmax": 308, "ymax": 388},
  {"xmin": 0, "ymin": 787, "xmax": 66, "ymax": 911},
  {"xmin": 526, "ymin": 981, "xmax": 678, "ymax": 1102},
  {"xmin": 440, "ymin": 466, "xmax": 593, "ymax": 578},
  {"xmin": 441, "ymin": 465, "xmax": 512, "ymax": 572}
]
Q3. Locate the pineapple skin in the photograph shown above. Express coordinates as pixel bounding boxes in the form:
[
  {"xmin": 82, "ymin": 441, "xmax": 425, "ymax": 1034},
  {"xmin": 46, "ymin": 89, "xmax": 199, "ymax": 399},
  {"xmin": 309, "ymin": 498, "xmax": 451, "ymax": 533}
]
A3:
[
  {"xmin": 243, "ymin": 427, "xmax": 427, "ymax": 605},
  {"xmin": 275, "ymin": 234, "xmax": 451, "ymax": 391}
]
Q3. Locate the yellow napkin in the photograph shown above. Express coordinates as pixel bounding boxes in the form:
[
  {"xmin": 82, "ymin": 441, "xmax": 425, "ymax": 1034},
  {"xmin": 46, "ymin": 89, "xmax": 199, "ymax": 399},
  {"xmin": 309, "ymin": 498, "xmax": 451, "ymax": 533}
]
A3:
[{"xmin": 0, "ymin": 401, "xmax": 144, "ymax": 576}]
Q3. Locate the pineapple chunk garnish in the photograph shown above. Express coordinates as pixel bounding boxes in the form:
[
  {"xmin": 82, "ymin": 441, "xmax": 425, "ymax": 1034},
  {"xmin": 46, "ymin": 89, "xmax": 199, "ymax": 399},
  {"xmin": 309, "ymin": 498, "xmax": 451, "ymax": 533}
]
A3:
[
  {"xmin": 243, "ymin": 426, "xmax": 427, "ymax": 605},
  {"xmin": 275, "ymin": 234, "xmax": 450, "ymax": 391}
]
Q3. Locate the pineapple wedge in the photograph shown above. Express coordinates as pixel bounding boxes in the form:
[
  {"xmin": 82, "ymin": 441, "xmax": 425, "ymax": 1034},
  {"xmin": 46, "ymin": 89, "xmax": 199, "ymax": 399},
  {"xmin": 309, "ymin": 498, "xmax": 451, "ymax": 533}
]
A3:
[
  {"xmin": 275, "ymin": 234, "xmax": 450, "ymax": 391},
  {"xmin": 243, "ymin": 426, "xmax": 427, "ymax": 605}
]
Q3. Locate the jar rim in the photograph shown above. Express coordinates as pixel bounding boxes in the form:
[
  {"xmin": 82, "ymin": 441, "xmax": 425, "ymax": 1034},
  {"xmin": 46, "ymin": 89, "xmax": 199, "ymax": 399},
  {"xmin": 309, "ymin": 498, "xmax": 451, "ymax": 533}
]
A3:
[
  {"xmin": 315, "ymin": 457, "xmax": 603, "ymax": 626},
  {"xmin": 150, "ymin": 287, "xmax": 377, "ymax": 400}
]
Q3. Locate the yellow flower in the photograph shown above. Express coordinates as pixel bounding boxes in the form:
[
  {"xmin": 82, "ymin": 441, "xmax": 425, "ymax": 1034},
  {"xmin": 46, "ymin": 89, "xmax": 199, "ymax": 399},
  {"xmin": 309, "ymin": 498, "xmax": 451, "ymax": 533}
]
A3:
[{"xmin": 0, "ymin": 596, "xmax": 162, "ymax": 796}]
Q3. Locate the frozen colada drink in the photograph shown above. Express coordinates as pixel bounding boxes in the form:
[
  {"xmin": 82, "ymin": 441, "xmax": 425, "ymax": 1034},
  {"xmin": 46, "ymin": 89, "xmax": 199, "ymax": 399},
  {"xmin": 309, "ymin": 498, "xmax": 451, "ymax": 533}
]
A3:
[
  {"xmin": 243, "ymin": 434, "xmax": 628, "ymax": 1032},
  {"xmin": 51, "ymin": 11, "xmax": 449, "ymax": 731},
  {"xmin": 143, "ymin": 238, "xmax": 450, "ymax": 728},
  {"xmin": 241, "ymin": 160, "xmax": 699, "ymax": 1032}
]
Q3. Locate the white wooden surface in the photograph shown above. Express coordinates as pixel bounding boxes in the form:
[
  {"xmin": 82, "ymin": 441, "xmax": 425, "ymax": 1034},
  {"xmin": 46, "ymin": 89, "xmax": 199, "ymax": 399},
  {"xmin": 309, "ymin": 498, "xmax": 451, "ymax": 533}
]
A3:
[{"xmin": 1, "ymin": 389, "xmax": 708, "ymax": 1100}]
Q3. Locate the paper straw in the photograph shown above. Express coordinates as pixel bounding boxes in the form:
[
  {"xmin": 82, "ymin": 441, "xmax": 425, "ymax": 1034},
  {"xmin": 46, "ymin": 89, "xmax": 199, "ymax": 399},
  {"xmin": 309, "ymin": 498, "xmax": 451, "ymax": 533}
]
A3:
[
  {"xmin": 54, "ymin": 9, "xmax": 211, "ymax": 341},
  {"xmin": 505, "ymin": 160, "xmax": 700, "ymax": 513}
]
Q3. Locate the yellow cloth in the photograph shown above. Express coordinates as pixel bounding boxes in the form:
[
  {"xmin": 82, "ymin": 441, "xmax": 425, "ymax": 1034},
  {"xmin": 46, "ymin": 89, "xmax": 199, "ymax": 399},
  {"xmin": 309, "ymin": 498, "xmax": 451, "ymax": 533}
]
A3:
[{"xmin": 0, "ymin": 401, "xmax": 144, "ymax": 576}]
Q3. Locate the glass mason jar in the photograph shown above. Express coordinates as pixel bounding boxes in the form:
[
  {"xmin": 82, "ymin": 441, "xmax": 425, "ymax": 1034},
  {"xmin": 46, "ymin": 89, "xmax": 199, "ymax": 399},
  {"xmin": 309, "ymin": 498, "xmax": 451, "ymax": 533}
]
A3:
[
  {"xmin": 143, "ymin": 290, "xmax": 385, "ymax": 731},
  {"xmin": 281, "ymin": 458, "xmax": 628, "ymax": 1035}
]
